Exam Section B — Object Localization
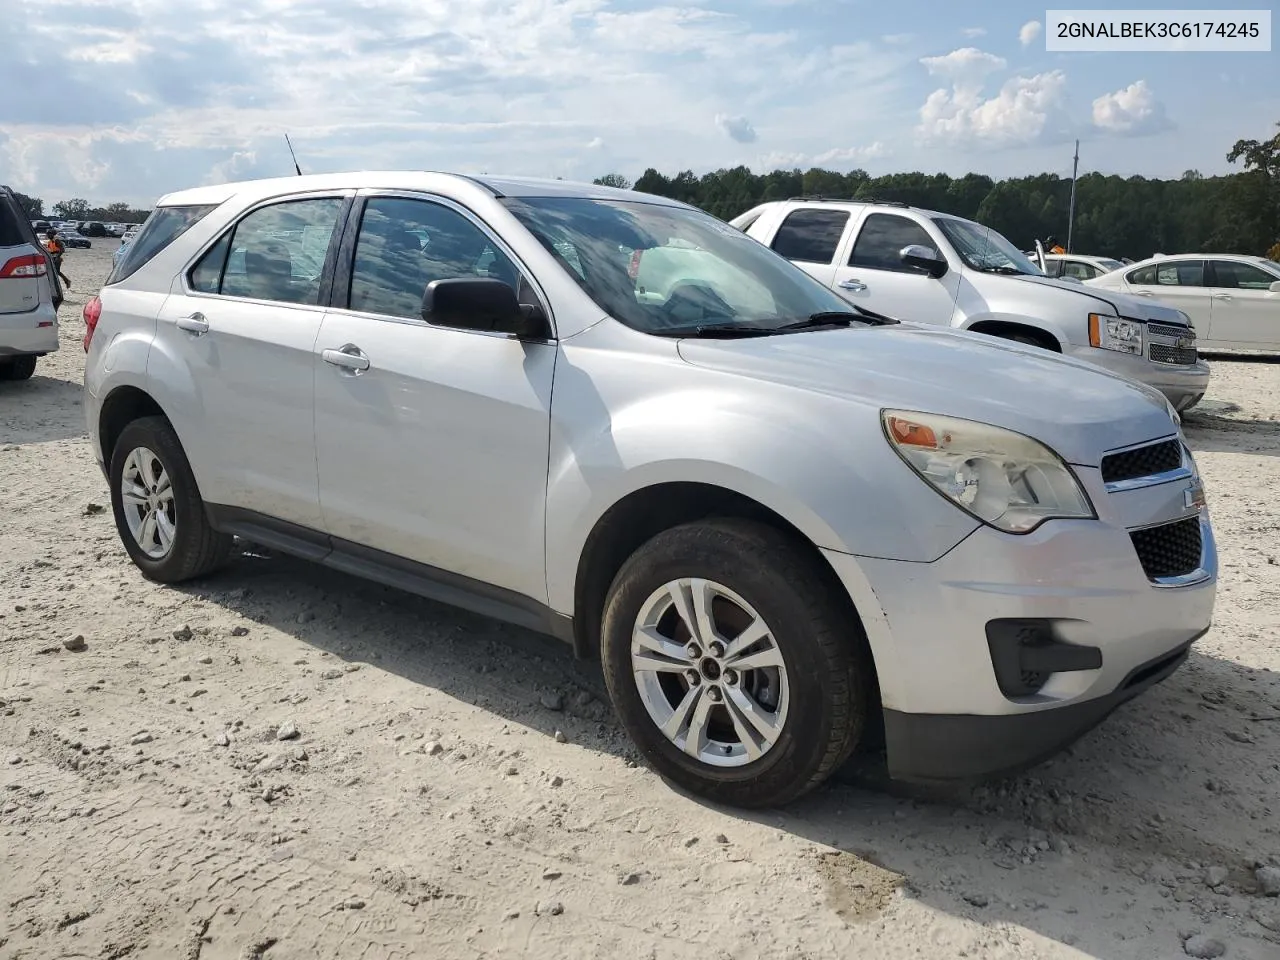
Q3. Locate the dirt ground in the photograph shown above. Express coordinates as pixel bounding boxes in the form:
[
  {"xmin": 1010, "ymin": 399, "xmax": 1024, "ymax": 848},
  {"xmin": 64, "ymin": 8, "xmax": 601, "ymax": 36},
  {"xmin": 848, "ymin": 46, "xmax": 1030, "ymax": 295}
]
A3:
[{"xmin": 2, "ymin": 242, "xmax": 1278, "ymax": 960}]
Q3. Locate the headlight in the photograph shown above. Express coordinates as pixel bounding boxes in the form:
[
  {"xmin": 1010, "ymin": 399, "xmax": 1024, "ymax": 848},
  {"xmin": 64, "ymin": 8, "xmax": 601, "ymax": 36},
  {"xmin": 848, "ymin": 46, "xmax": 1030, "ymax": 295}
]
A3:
[
  {"xmin": 1088, "ymin": 313, "xmax": 1144, "ymax": 355},
  {"xmin": 882, "ymin": 410, "xmax": 1095, "ymax": 533}
]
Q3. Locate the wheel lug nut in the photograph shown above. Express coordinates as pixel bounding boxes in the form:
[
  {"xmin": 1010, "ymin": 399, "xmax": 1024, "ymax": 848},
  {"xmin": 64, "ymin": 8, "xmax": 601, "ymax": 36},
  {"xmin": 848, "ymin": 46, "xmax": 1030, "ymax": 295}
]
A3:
[
  {"xmin": 723, "ymin": 670, "xmax": 738, "ymax": 686},
  {"xmin": 685, "ymin": 643, "xmax": 701, "ymax": 660},
  {"xmin": 708, "ymin": 641, "xmax": 725, "ymax": 658},
  {"xmin": 684, "ymin": 669, "xmax": 700, "ymax": 686},
  {"xmin": 707, "ymin": 687, "xmax": 722, "ymax": 703}
]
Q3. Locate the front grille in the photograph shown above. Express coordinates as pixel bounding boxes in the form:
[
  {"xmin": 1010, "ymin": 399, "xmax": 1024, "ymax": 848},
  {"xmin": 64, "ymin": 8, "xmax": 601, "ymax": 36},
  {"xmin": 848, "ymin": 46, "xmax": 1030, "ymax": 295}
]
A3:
[
  {"xmin": 1130, "ymin": 516, "xmax": 1202, "ymax": 580},
  {"xmin": 1148, "ymin": 322, "xmax": 1193, "ymax": 340},
  {"xmin": 1149, "ymin": 343, "xmax": 1198, "ymax": 365},
  {"xmin": 1101, "ymin": 439, "xmax": 1182, "ymax": 484}
]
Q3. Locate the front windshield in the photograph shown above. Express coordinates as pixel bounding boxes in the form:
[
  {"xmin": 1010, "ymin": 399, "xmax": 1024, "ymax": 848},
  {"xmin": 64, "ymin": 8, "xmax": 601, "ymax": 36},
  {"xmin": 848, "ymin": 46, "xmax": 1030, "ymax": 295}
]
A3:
[
  {"xmin": 502, "ymin": 196, "xmax": 866, "ymax": 335},
  {"xmin": 933, "ymin": 217, "xmax": 1044, "ymax": 276}
]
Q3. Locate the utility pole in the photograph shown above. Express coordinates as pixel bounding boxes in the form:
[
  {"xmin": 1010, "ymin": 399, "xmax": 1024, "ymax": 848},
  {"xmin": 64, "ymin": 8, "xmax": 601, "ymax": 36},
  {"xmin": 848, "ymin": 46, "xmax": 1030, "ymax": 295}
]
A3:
[{"xmin": 1066, "ymin": 139, "xmax": 1079, "ymax": 253}]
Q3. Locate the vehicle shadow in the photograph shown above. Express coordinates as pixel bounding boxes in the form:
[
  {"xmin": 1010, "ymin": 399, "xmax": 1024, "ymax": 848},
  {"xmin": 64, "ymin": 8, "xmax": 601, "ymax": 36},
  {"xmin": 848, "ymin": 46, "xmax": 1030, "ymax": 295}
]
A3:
[
  {"xmin": 1183, "ymin": 402, "xmax": 1279, "ymax": 458},
  {"xmin": 178, "ymin": 546, "xmax": 1280, "ymax": 958},
  {"xmin": 0, "ymin": 375, "xmax": 87, "ymax": 445},
  {"xmin": 1200, "ymin": 352, "xmax": 1280, "ymax": 365}
]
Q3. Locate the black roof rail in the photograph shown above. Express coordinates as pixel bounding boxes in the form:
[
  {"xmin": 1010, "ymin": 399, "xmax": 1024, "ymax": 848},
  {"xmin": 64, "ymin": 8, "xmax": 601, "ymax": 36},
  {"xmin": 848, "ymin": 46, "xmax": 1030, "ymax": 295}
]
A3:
[{"xmin": 855, "ymin": 197, "xmax": 911, "ymax": 208}]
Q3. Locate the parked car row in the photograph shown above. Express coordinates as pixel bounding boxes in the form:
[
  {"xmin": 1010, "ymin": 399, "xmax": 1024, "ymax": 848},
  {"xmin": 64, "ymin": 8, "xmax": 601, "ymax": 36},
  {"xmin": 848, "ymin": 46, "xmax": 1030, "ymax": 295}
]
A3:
[{"xmin": 81, "ymin": 172, "xmax": 1216, "ymax": 808}]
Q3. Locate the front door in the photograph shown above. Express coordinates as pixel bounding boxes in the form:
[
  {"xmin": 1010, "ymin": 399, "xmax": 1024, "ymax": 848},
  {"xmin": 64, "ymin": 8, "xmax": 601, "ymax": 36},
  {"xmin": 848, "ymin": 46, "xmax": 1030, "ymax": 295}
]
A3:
[
  {"xmin": 157, "ymin": 194, "xmax": 348, "ymax": 529},
  {"xmin": 313, "ymin": 194, "xmax": 556, "ymax": 602},
  {"xmin": 1206, "ymin": 259, "xmax": 1280, "ymax": 350},
  {"xmin": 830, "ymin": 212, "xmax": 961, "ymax": 324}
]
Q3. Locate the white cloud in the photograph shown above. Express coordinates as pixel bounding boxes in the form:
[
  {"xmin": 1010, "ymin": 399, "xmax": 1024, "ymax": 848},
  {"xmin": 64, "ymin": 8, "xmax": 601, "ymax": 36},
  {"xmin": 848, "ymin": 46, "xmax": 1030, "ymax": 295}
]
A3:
[
  {"xmin": 882, "ymin": 33, "xmax": 913, "ymax": 45},
  {"xmin": 715, "ymin": 114, "xmax": 758, "ymax": 144},
  {"xmin": 920, "ymin": 47, "xmax": 1006, "ymax": 91},
  {"xmin": 962, "ymin": 27, "xmax": 987, "ymax": 39},
  {"xmin": 813, "ymin": 142, "xmax": 889, "ymax": 163},
  {"xmin": 1019, "ymin": 20, "xmax": 1043, "ymax": 46},
  {"xmin": 919, "ymin": 68, "xmax": 1075, "ymax": 148},
  {"xmin": 1092, "ymin": 80, "xmax": 1174, "ymax": 136},
  {"xmin": 585, "ymin": 136, "xmax": 604, "ymax": 149}
]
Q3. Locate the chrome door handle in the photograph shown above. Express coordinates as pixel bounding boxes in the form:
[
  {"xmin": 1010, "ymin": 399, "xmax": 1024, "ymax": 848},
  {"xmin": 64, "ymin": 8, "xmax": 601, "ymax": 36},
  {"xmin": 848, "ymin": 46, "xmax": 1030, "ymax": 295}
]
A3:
[
  {"xmin": 176, "ymin": 313, "xmax": 209, "ymax": 335},
  {"xmin": 1134, "ymin": 290, "xmax": 1154, "ymax": 297},
  {"xmin": 837, "ymin": 279, "xmax": 868, "ymax": 292},
  {"xmin": 322, "ymin": 345, "xmax": 370, "ymax": 373},
  {"xmin": 1212, "ymin": 294, "xmax": 1233, "ymax": 301}
]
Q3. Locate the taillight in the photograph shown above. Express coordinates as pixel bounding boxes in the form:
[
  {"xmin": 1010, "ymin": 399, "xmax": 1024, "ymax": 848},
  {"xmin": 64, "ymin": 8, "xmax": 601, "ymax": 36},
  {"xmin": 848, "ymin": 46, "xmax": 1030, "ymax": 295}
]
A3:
[
  {"xmin": 0, "ymin": 253, "xmax": 48, "ymax": 278},
  {"xmin": 82, "ymin": 296, "xmax": 102, "ymax": 352}
]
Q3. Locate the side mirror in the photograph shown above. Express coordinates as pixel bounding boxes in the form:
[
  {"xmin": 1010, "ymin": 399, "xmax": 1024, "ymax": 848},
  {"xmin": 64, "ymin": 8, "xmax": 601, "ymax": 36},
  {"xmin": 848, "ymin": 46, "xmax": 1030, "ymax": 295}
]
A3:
[
  {"xmin": 1270, "ymin": 280, "xmax": 1280, "ymax": 293},
  {"xmin": 900, "ymin": 244, "xmax": 948, "ymax": 278},
  {"xmin": 421, "ymin": 277, "xmax": 550, "ymax": 339}
]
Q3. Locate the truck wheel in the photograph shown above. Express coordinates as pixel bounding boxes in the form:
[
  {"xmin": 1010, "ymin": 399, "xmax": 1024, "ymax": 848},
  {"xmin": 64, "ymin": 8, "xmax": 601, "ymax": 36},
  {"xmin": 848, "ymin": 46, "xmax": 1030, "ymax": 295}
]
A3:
[
  {"xmin": 109, "ymin": 416, "xmax": 233, "ymax": 583},
  {"xmin": 600, "ymin": 519, "xmax": 874, "ymax": 808},
  {"xmin": 0, "ymin": 356, "xmax": 37, "ymax": 381}
]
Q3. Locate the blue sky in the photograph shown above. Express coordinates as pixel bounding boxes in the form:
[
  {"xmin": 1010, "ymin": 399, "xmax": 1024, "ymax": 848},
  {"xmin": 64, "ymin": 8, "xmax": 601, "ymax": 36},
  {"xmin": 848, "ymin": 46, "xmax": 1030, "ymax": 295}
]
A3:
[{"xmin": 2, "ymin": 0, "xmax": 1277, "ymax": 206}]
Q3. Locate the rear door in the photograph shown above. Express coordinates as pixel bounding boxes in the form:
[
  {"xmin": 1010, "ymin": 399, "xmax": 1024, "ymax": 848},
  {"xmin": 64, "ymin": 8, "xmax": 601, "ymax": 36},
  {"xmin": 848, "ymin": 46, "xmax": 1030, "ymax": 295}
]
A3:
[
  {"xmin": 1206, "ymin": 259, "xmax": 1280, "ymax": 350},
  {"xmin": 155, "ymin": 192, "xmax": 350, "ymax": 530},
  {"xmin": 765, "ymin": 206, "xmax": 850, "ymax": 287},
  {"xmin": 1122, "ymin": 260, "xmax": 1213, "ymax": 337},
  {"xmin": 830, "ymin": 211, "xmax": 961, "ymax": 323}
]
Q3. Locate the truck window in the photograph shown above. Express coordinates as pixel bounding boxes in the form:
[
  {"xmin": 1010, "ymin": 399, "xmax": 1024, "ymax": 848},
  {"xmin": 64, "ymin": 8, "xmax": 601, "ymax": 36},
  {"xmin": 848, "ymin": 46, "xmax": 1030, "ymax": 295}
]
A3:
[
  {"xmin": 769, "ymin": 209, "xmax": 849, "ymax": 265},
  {"xmin": 849, "ymin": 214, "xmax": 938, "ymax": 273}
]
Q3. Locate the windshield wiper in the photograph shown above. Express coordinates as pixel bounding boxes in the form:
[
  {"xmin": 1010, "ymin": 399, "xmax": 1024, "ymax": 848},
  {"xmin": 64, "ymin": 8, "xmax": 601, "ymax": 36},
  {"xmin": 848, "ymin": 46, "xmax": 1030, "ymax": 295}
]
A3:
[
  {"xmin": 660, "ymin": 323, "xmax": 779, "ymax": 338},
  {"xmin": 777, "ymin": 309, "xmax": 898, "ymax": 331}
]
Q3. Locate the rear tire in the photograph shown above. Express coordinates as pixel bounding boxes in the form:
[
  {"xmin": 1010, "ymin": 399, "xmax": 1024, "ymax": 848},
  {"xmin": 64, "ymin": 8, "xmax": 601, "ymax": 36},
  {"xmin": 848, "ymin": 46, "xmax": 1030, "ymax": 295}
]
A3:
[
  {"xmin": 600, "ymin": 519, "xmax": 874, "ymax": 808},
  {"xmin": 0, "ymin": 356, "xmax": 37, "ymax": 381},
  {"xmin": 109, "ymin": 416, "xmax": 233, "ymax": 583}
]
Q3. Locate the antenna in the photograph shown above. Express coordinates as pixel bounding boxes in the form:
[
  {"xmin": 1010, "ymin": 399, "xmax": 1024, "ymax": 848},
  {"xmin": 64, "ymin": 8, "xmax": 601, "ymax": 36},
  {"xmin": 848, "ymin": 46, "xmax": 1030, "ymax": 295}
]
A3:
[
  {"xmin": 1066, "ymin": 139, "xmax": 1079, "ymax": 252},
  {"xmin": 284, "ymin": 133, "xmax": 302, "ymax": 176}
]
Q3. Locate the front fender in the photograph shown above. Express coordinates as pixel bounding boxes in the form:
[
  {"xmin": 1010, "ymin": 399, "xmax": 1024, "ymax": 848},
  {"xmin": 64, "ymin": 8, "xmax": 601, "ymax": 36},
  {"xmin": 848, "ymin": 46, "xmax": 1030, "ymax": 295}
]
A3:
[{"xmin": 542, "ymin": 346, "xmax": 980, "ymax": 613}]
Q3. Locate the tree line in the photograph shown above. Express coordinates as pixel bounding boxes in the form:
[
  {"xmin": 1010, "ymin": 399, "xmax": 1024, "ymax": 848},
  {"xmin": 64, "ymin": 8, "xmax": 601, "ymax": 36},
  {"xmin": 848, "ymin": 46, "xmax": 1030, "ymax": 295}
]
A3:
[
  {"xmin": 598, "ymin": 123, "xmax": 1280, "ymax": 262},
  {"xmin": 11, "ymin": 123, "xmax": 1277, "ymax": 260}
]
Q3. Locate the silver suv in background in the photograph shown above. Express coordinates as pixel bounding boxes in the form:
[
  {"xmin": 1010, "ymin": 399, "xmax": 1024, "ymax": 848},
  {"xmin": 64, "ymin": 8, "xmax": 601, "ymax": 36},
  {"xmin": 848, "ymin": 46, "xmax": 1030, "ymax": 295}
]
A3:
[
  {"xmin": 1, "ymin": 186, "xmax": 62, "ymax": 381},
  {"xmin": 83, "ymin": 173, "xmax": 1215, "ymax": 807}
]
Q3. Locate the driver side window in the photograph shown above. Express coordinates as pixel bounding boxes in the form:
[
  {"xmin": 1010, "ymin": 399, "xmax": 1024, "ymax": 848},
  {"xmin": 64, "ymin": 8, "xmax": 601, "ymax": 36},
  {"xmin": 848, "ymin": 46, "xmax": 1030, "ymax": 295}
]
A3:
[
  {"xmin": 347, "ymin": 197, "xmax": 521, "ymax": 320},
  {"xmin": 849, "ymin": 214, "xmax": 938, "ymax": 273},
  {"xmin": 190, "ymin": 197, "xmax": 344, "ymax": 305}
]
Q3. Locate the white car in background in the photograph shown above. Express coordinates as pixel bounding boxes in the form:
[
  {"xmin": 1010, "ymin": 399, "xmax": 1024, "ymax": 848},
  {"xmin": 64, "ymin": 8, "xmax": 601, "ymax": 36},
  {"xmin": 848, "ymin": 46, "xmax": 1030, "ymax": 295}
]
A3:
[
  {"xmin": 1087, "ymin": 254, "xmax": 1280, "ymax": 353},
  {"xmin": 1041, "ymin": 254, "xmax": 1125, "ymax": 281}
]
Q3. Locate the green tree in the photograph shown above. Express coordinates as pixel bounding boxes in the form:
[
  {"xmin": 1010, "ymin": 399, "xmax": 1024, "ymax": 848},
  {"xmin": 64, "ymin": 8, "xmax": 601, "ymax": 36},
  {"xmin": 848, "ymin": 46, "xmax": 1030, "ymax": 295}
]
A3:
[
  {"xmin": 592, "ymin": 173, "xmax": 632, "ymax": 190},
  {"xmin": 53, "ymin": 198, "xmax": 90, "ymax": 220}
]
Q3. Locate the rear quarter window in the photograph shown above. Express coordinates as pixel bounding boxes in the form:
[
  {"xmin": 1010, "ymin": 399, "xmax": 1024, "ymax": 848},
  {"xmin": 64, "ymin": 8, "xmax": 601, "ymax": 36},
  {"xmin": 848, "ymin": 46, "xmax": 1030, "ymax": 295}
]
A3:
[{"xmin": 107, "ymin": 204, "xmax": 219, "ymax": 283}]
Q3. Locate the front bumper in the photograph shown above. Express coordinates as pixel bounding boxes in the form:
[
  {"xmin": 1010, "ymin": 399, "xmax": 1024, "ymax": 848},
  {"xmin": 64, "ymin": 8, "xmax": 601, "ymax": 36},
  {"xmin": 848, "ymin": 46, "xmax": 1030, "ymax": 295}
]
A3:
[
  {"xmin": 824, "ymin": 492, "xmax": 1216, "ymax": 781},
  {"xmin": 1067, "ymin": 344, "xmax": 1210, "ymax": 412}
]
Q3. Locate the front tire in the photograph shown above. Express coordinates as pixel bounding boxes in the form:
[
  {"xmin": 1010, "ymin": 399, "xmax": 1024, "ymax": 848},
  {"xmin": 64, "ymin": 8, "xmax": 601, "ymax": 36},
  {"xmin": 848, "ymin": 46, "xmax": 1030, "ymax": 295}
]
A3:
[
  {"xmin": 109, "ymin": 416, "xmax": 233, "ymax": 582},
  {"xmin": 600, "ymin": 519, "xmax": 874, "ymax": 808}
]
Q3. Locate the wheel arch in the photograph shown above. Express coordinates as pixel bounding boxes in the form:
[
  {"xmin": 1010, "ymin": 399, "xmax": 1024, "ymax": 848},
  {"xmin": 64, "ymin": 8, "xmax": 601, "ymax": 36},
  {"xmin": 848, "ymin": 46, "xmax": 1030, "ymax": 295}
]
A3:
[
  {"xmin": 964, "ymin": 318, "xmax": 1063, "ymax": 352},
  {"xmin": 98, "ymin": 385, "xmax": 169, "ymax": 467}
]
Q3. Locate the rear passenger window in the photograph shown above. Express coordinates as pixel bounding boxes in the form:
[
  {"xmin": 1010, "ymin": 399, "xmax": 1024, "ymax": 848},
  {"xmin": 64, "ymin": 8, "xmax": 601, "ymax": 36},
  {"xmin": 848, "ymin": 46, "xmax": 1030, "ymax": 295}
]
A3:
[
  {"xmin": 347, "ymin": 197, "xmax": 520, "ymax": 320},
  {"xmin": 769, "ymin": 209, "xmax": 849, "ymax": 264},
  {"xmin": 195, "ymin": 198, "xmax": 344, "ymax": 305},
  {"xmin": 849, "ymin": 214, "xmax": 938, "ymax": 272}
]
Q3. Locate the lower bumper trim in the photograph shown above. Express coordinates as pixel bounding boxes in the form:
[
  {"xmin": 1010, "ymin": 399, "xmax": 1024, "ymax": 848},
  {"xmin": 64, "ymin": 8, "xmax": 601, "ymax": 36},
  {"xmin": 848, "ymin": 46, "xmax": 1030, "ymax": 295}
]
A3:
[{"xmin": 883, "ymin": 630, "xmax": 1205, "ymax": 782}]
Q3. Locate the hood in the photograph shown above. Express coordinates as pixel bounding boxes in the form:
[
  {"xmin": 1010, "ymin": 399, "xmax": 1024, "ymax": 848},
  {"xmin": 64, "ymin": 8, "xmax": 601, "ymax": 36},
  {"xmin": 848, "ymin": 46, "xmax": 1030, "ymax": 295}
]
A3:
[
  {"xmin": 677, "ymin": 323, "xmax": 1177, "ymax": 467},
  {"xmin": 1007, "ymin": 272, "xmax": 1190, "ymax": 326}
]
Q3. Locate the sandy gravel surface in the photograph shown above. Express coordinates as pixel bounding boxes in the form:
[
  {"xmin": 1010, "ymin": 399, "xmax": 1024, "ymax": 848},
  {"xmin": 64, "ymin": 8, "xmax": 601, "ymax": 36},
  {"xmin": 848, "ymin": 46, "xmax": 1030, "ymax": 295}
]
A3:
[{"xmin": 2, "ymin": 243, "xmax": 1278, "ymax": 960}]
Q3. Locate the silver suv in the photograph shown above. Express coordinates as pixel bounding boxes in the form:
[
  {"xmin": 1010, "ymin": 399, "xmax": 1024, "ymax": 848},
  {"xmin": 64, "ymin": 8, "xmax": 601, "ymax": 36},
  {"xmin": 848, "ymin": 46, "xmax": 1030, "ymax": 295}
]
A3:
[
  {"xmin": 83, "ymin": 173, "xmax": 1216, "ymax": 807},
  {"xmin": 1, "ymin": 186, "xmax": 62, "ymax": 380}
]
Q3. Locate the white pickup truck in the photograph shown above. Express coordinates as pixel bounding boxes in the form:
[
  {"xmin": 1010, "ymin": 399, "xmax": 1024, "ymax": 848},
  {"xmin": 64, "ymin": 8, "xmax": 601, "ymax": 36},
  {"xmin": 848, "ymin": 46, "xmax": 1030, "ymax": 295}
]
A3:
[{"xmin": 731, "ymin": 199, "xmax": 1210, "ymax": 412}]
